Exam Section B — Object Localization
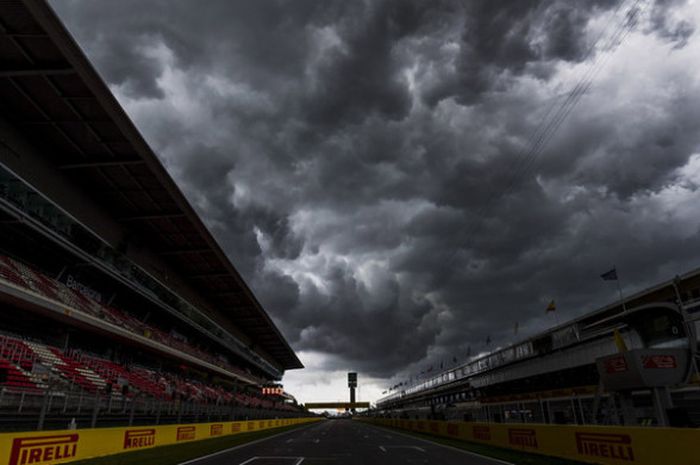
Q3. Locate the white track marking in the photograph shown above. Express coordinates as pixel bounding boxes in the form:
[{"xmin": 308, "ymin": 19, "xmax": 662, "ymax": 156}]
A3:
[
  {"xmin": 238, "ymin": 457, "xmax": 304, "ymax": 465},
  {"xmin": 362, "ymin": 423, "xmax": 514, "ymax": 465},
  {"xmin": 178, "ymin": 422, "xmax": 322, "ymax": 465},
  {"xmin": 379, "ymin": 445, "xmax": 425, "ymax": 452}
]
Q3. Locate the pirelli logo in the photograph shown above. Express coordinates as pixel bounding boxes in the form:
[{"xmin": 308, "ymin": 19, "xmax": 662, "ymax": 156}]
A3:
[
  {"xmin": 176, "ymin": 426, "xmax": 196, "ymax": 442},
  {"xmin": 508, "ymin": 428, "xmax": 538, "ymax": 449},
  {"xmin": 232, "ymin": 423, "xmax": 242, "ymax": 433},
  {"xmin": 642, "ymin": 355, "xmax": 677, "ymax": 369},
  {"xmin": 123, "ymin": 429, "xmax": 156, "ymax": 450},
  {"xmin": 576, "ymin": 432, "xmax": 635, "ymax": 461},
  {"xmin": 473, "ymin": 425, "xmax": 491, "ymax": 441},
  {"xmin": 9, "ymin": 434, "xmax": 79, "ymax": 465},
  {"xmin": 604, "ymin": 355, "xmax": 629, "ymax": 373},
  {"xmin": 210, "ymin": 424, "xmax": 223, "ymax": 436}
]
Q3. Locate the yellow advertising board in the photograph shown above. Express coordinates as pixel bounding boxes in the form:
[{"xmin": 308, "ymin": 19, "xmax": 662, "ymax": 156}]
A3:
[
  {"xmin": 0, "ymin": 417, "xmax": 320, "ymax": 465},
  {"xmin": 357, "ymin": 417, "xmax": 700, "ymax": 465}
]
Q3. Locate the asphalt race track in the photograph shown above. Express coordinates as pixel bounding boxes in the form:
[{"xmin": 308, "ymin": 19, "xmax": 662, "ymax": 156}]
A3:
[{"xmin": 180, "ymin": 420, "xmax": 511, "ymax": 465}]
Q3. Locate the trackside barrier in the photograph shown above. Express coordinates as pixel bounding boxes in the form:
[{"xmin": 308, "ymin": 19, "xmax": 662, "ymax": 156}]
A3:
[
  {"xmin": 0, "ymin": 417, "xmax": 321, "ymax": 465},
  {"xmin": 356, "ymin": 417, "xmax": 700, "ymax": 465}
]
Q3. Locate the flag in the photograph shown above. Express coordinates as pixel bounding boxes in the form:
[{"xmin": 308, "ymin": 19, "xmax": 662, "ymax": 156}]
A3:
[
  {"xmin": 613, "ymin": 329, "xmax": 628, "ymax": 353},
  {"xmin": 601, "ymin": 268, "xmax": 618, "ymax": 281},
  {"xmin": 545, "ymin": 300, "xmax": 556, "ymax": 313}
]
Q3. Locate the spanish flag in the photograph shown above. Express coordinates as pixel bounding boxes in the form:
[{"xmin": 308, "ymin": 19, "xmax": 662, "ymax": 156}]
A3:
[{"xmin": 545, "ymin": 300, "xmax": 556, "ymax": 313}]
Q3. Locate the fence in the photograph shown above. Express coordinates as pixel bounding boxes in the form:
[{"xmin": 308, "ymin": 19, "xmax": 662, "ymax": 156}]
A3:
[{"xmin": 0, "ymin": 387, "xmax": 307, "ymax": 432}]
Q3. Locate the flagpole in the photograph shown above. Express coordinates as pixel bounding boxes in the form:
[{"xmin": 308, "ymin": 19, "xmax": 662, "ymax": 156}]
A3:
[
  {"xmin": 615, "ymin": 265, "xmax": 627, "ymax": 313},
  {"xmin": 617, "ymin": 280, "xmax": 627, "ymax": 312}
]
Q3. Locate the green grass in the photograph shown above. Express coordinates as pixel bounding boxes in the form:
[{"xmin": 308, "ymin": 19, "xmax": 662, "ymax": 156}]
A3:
[
  {"xmin": 67, "ymin": 424, "xmax": 310, "ymax": 465},
  {"xmin": 369, "ymin": 424, "xmax": 587, "ymax": 465}
]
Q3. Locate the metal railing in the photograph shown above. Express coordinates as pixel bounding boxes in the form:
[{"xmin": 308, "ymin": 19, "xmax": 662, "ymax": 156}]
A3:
[{"xmin": 0, "ymin": 387, "xmax": 308, "ymax": 432}]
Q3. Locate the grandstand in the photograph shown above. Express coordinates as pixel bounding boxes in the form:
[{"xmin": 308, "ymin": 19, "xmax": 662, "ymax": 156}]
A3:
[
  {"xmin": 0, "ymin": 0, "xmax": 306, "ymax": 431},
  {"xmin": 375, "ymin": 270, "xmax": 700, "ymax": 428}
]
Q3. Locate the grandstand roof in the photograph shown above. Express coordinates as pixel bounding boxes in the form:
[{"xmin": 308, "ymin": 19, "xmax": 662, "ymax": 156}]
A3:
[{"xmin": 0, "ymin": 0, "xmax": 302, "ymax": 370}]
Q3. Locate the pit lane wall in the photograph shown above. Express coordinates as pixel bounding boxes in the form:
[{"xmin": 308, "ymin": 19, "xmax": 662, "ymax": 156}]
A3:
[
  {"xmin": 0, "ymin": 417, "xmax": 320, "ymax": 465},
  {"xmin": 357, "ymin": 417, "xmax": 698, "ymax": 465}
]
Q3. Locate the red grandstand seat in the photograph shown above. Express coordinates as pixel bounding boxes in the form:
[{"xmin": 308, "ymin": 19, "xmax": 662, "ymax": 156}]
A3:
[
  {"xmin": 0, "ymin": 256, "xmax": 272, "ymax": 405},
  {"xmin": 0, "ymin": 358, "xmax": 39, "ymax": 390}
]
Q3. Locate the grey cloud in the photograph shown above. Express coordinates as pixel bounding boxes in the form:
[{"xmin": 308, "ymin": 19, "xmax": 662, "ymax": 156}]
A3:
[
  {"xmin": 422, "ymin": 1, "xmax": 622, "ymax": 106},
  {"xmin": 649, "ymin": 0, "xmax": 695, "ymax": 48},
  {"xmin": 302, "ymin": 1, "xmax": 451, "ymax": 127},
  {"xmin": 96, "ymin": 35, "xmax": 166, "ymax": 99},
  {"xmin": 50, "ymin": 0, "xmax": 700, "ymax": 380}
]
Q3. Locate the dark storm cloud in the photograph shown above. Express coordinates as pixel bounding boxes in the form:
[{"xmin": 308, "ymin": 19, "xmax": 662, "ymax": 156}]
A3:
[
  {"xmin": 302, "ymin": 1, "xmax": 454, "ymax": 126},
  {"xmin": 50, "ymin": 0, "xmax": 700, "ymax": 380},
  {"xmin": 421, "ymin": 0, "xmax": 621, "ymax": 106}
]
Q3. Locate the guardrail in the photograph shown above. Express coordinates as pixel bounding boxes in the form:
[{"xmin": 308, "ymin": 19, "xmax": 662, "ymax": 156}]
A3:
[
  {"xmin": 357, "ymin": 416, "xmax": 699, "ymax": 465},
  {"xmin": 0, "ymin": 417, "xmax": 321, "ymax": 465}
]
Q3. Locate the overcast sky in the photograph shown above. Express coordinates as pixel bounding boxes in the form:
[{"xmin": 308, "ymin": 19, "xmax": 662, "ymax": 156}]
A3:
[{"xmin": 50, "ymin": 0, "xmax": 700, "ymax": 404}]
